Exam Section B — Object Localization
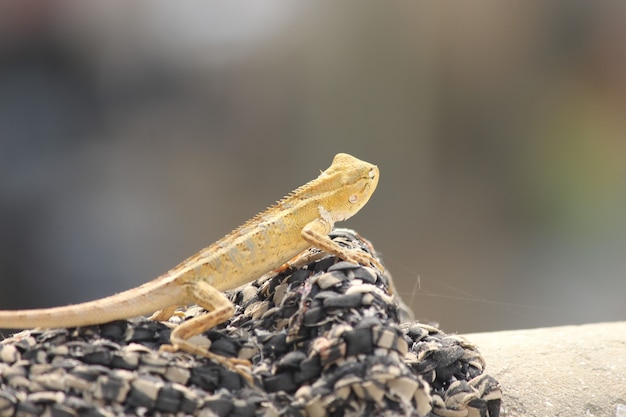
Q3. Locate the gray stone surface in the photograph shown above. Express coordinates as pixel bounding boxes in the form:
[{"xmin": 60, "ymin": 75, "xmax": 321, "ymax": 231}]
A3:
[{"xmin": 465, "ymin": 321, "xmax": 626, "ymax": 417}]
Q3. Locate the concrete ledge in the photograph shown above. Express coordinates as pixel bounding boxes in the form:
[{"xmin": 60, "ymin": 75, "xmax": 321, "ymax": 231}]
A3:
[{"xmin": 465, "ymin": 321, "xmax": 626, "ymax": 417}]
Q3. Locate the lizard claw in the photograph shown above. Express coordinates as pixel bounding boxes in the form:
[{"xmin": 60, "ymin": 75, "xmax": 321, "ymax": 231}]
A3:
[{"xmin": 346, "ymin": 250, "xmax": 385, "ymax": 273}]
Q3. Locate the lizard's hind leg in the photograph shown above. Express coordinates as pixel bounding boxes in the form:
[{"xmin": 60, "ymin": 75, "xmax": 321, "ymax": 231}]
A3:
[{"xmin": 160, "ymin": 281, "xmax": 253, "ymax": 384}]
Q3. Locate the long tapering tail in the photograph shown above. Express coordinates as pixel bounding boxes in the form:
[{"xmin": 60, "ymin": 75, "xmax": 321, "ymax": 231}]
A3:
[{"xmin": 0, "ymin": 278, "xmax": 187, "ymax": 329}]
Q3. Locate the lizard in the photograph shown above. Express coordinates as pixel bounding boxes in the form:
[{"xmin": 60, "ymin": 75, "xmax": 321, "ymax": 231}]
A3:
[{"xmin": 0, "ymin": 152, "xmax": 381, "ymax": 383}]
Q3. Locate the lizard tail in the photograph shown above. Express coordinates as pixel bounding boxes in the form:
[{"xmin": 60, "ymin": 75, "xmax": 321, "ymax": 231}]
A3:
[{"xmin": 0, "ymin": 278, "xmax": 187, "ymax": 329}]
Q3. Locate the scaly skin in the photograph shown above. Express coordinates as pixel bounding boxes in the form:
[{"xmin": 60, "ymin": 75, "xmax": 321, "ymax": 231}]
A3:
[{"xmin": 0, "ymin": 153, "xmax": 381, "ymax": 382}]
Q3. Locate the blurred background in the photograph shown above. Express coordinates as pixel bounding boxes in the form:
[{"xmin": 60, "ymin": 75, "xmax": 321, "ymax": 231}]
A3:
[{"xmin": 1, "ymin": 1, "xmax": 625, "ymax": 333}]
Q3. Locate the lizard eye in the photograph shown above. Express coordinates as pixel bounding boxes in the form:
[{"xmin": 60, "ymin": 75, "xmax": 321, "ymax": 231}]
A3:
[
  {"xmin": 368, "ymin": 168, "xmax": 376, "ymax": 179},
  {"xmin": 349, "ymin": 194, "xmax": 359, "ymax": 204}
]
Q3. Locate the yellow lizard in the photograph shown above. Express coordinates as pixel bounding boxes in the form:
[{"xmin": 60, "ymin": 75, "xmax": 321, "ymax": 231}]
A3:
[{"xmin": 0, "ymin": 153, "xmax": 381, "ymax": 382}]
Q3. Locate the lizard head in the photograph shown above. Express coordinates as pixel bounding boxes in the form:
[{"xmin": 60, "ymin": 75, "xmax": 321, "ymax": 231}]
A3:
[{"xmin": 321, "ymin": 153, "xmax": 379, "ymax": 222}]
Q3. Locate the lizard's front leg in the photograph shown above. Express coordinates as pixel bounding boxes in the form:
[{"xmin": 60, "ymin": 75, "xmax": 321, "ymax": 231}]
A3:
[
  {"xmin": 159, "ymin": 281, "xmax": 253, "ymax": 384},
  {"xmin": 302, "ymin": 218, "xmax": 384, "ymax": 271}
]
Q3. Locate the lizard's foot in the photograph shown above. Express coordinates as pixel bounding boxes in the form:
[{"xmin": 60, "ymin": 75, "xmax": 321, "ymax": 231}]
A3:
[{"xmin": 345, "ymin": 250, "xmax": 385, "ymax": 272}]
